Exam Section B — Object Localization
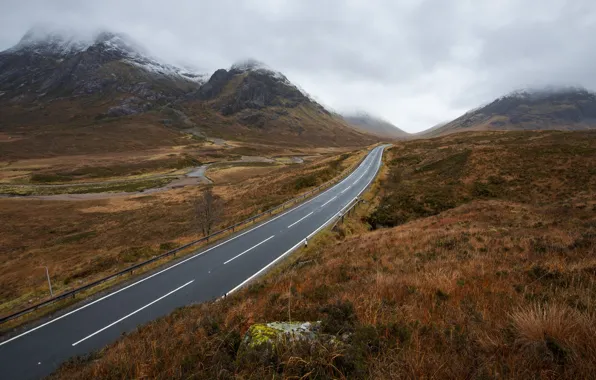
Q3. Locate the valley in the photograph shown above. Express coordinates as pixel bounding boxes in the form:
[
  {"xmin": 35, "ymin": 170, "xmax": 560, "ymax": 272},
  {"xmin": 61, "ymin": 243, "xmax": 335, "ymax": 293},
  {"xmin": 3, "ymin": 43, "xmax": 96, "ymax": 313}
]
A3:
[
  {"xmin": 0, "ymin": 15, "xmax": 595, "ymax": 380},
  {"xmin": 50, "ymin": 130, "xmax": 596, "ymax": 379}
]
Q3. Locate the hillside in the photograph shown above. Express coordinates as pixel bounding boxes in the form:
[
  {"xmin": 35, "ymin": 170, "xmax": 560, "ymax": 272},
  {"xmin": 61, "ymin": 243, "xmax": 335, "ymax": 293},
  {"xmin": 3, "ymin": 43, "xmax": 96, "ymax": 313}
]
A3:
[
  {"xmin": 343, "ymin": 112, "xmax": 409, "ymax": 139},
  {"xmin": 0, "ymin": 27, "xmax": 208, "ymax": 159},
  {"xmin": 423, "ymin": 87, "xmax": 596, "ymax": 137},
  {"xmin": 181, "ymin": 60, "xmax": 378, "ymax": 146},
  {"xmin": 52, "ymin": 130, "xmax": 596, "ymax": 379}
]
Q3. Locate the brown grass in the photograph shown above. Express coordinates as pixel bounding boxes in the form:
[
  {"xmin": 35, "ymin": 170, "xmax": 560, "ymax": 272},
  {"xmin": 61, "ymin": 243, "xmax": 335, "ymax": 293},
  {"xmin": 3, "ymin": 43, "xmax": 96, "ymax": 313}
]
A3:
[{"xmin": 50, "ymin": 131, "xmax": 596, "ymax": 379}]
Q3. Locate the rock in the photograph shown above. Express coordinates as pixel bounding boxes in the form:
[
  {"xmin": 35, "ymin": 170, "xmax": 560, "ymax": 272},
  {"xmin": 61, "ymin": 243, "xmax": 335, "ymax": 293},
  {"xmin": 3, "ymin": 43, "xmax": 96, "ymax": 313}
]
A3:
[
  {"xmin": 244, "ymin": 321, "xmax": 322, "ymax": 348},
  {"xmin": 238, "ymin": 321, "xmax": 328, "ymax": 364}
]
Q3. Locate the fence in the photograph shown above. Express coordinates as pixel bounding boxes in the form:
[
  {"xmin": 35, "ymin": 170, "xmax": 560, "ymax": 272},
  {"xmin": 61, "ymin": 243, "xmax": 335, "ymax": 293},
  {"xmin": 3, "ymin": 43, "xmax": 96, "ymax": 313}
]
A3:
[{"xmin": 0, "ymin": 149, "xmax": 372, "ymax": 325}]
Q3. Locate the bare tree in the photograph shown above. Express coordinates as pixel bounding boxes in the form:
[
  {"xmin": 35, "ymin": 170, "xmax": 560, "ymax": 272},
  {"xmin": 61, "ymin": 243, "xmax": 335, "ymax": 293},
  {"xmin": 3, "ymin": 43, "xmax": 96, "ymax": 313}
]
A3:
[{"xmin": 195, "ymin": 187, "xmax": 223, "ymax": 236}]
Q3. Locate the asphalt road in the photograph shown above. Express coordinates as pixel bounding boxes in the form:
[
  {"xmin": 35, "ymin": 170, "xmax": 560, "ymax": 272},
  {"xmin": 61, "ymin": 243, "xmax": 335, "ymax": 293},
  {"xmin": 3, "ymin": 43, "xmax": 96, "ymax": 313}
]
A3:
[{"xmin": 0, "ymin": 145, "xmax": 386, "ymax": 379}]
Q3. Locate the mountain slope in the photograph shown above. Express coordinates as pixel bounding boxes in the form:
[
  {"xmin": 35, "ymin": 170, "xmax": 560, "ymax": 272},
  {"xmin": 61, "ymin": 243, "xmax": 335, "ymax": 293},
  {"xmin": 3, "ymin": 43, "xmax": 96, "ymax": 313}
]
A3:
[
  {"xmin": 0, "ymin": 27, "xmax": 204, "ymax": 110},
  {"xmin": 0, "ymin": 27, "xmax": 210, "ymax": 159},
  {"xmin": 343, "ymin": 112, "xmax": 409, "ymax": 139},
  {"xmin": 180, "ymin": 60, "xmax": 379, "ymax": 146},
  {"xmin": 423, "ymin": 87, "xmax": 596, "ymax": 137}
]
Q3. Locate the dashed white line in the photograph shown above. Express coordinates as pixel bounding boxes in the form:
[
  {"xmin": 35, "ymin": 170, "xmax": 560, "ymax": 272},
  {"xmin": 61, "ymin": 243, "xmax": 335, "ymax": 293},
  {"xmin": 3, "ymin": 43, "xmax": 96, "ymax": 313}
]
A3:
[
  {"xmin": 287, "ymin": 212, "xmax": 314, "ymax": 229},
  {"xmin": 320, "ymin": 196, "xmax": 337, "ymax": 208},
  {"xmin": 223, "ymin": 235, "xmax": 275, "ymax": 264},
  {"xmin": 340, "ymin": 186, "xmax": 351, "ymax": 194},
  {"xmin": 72, "ymin": 280, "xmax": 194, "ymax": 346}
]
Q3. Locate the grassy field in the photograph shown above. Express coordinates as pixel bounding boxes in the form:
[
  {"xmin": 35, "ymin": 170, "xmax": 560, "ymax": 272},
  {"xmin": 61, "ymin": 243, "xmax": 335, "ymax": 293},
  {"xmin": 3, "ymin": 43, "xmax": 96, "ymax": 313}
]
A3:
[
  {"xmin": 0, "ymin": 148, "xmax": 365, "ymax": 319},
  {"xmin": 51, "ymin": 131, "xmax": 595, "ymax": 379}
]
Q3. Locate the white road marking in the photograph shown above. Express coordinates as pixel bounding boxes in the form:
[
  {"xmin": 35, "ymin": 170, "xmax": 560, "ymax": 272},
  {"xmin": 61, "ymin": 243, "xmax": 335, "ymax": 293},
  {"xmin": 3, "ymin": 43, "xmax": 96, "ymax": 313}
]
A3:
[
  {"xmin": 71, "ymin": 280, "xmax": 194, "ymax": 346},
  {"xmin": 223, "ymin": 235, "xmax": 275, "ymax": 264},
  {"xmin": 340, "ymin": 186, "xmax": 351, "ymax": 194},
  {"xmin": 226, "ymin": 239, "xmax": 305, "ymax": 296},
  {"xmin": 287, "ymin": 212, "xmax": 314, "ymax": 229},
  {"xmin": 320, "ymin": 196, "xmax": 337, "ymax": 208}
]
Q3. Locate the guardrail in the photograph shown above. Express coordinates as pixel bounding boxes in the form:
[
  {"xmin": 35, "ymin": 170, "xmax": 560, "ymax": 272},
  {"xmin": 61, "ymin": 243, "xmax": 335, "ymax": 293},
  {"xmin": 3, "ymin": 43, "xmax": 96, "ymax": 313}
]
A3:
[{"xmin": 0, "ymin": 149, "xmax": 373, "ymax": 325}]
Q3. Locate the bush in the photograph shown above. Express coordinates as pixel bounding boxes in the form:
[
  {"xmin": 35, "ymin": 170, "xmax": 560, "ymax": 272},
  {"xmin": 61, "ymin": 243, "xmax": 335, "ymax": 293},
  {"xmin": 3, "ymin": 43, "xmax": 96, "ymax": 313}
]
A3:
[{"xmin": 321, "ymin": 300, "xmax": 357, "ymax": 335}]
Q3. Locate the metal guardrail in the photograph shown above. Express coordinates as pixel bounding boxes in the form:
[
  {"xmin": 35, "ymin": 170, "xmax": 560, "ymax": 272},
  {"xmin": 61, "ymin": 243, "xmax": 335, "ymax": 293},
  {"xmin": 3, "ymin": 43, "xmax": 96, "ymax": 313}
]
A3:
[
  {"xmin": 0, "ymin": 150, "xmax": 371, "ymax": 325},
  {"xmin": 331, "ymin": 198, "xmax": 362, "ymax": 231}
]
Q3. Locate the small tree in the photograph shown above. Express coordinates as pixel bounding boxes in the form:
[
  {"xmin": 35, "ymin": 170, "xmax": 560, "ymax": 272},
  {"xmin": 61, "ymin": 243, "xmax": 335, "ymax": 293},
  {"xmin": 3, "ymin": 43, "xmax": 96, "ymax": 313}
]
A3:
[{"xmin": 195, "ymin": 187, "xmax": 223, "ymax": 236}]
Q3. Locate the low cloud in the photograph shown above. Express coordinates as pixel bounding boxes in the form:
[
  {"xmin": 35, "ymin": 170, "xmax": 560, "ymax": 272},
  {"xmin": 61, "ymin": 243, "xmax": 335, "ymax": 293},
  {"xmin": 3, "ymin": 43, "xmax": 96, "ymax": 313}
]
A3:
[{"xmin": 1, "ymin": 0, "xmax": 595, "ymax": 132}]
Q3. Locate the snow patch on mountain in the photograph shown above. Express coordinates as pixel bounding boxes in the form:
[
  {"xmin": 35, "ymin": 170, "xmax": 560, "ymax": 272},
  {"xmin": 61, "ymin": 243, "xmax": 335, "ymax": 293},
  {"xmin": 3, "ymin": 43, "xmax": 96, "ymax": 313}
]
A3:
[
  {"xmin": 231, "ymin": 59, "xmax": 290, "ymax": 83},
  {"xmin": 7, "ymin": 26, "xmax": 207, "ymax": 84},
  {"xmin": 230, "ymin": 59, "xmax": 320, "ymax": 103}
]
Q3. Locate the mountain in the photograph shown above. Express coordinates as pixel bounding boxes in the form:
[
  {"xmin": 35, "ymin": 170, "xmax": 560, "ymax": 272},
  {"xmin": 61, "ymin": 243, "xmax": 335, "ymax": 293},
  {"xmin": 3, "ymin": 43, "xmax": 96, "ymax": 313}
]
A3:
[
  {"xmin": 180, "ymin": 59, "xmax": 378, "ymax": 146},
  {"xmin": 0, "ymin": 26, "xmax": 204, "ymax": 112},
  {"xmin": 343, "ymin": 112, "xmax": 409, "ymax": 139},
  {"xmin": 422, "ymin": 87, "xmax": 596, "ymax": 137},
  {"xmin": 0, "ymin": 29, "xmax": 377, "ymax": 159}
]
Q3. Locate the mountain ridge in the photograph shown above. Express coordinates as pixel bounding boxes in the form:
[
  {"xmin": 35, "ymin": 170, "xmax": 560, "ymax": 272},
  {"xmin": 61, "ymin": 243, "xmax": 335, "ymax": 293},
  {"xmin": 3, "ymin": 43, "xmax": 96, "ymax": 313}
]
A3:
[
  {"xmin": 343, "ymin": 112, "xmax": 410, "ymax": 139},
  {"xmin": 421, "ymin": 87, "xmax": 596, "ymax": 137}
]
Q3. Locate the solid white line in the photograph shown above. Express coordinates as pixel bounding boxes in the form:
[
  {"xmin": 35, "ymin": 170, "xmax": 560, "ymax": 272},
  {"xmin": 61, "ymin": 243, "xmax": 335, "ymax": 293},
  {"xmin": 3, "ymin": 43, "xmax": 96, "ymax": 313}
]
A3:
[
  {"xmin": 71, "ymin": 280, "xmax": 194, "ymax": 346},
  {"xmin": 307, "ymin": 197, "xmax": 358, "ymax": 240},
  {"xmin": 287, "ymin": 212, "xmax": 314, "ymax": 229},
  {"xmin": 0, "ymin": 148, "xmax": 379, "ymax": 347},
  {"xmin": 320, "ymin": 196, "xmax": 337, "ymax": 208},
  {"xmin": 223, "ymin": 235, "xmax": 275, "ymax": 264},
  {"xmin": 226, "ymin": 239, "xmax": 305, "ymax": 296}
]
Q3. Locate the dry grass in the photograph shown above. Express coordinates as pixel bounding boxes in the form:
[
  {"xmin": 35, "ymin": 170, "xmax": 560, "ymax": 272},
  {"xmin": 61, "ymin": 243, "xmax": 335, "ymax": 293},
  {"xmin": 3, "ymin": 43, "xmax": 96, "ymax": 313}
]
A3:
[
  {"xmin": 207, "ymin": 165, "xmax": 281, "ymax": 184},
  {"xmin": 0, "ymin": 148, "xmax": 365, "ymax": 319},
  {"xmin": 51, "ymin": 131, "xmax": 596, "ymax": 379}
]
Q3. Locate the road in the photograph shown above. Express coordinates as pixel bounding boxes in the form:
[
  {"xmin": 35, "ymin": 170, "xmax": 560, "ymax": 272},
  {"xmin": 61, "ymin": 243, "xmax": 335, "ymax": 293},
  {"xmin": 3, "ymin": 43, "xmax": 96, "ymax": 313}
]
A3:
[{"xmin": 0, "ymin": 145, "xmax": 386, "ymax": 379}]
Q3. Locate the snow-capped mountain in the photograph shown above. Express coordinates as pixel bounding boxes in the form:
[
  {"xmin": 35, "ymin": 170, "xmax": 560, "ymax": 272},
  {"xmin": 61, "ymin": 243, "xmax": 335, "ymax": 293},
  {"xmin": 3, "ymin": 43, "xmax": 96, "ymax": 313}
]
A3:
[
  {"xmin": 8, "ymin": 27, "xmax": 206, "ymax": 83},
  {"xmin": 194, "ymin": 58, "xmax": 327, "ymax": 116},
  {"xmin": 0, "ymin": 26, "xmax": 206, "ymax": 106}
]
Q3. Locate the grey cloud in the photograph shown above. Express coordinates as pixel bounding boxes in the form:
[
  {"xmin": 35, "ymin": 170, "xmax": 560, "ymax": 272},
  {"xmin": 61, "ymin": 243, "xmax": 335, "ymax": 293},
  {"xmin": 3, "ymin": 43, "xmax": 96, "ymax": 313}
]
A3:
[{"xmin": 1, "ymin": 0, "xmax": 595, "ymax": 132}]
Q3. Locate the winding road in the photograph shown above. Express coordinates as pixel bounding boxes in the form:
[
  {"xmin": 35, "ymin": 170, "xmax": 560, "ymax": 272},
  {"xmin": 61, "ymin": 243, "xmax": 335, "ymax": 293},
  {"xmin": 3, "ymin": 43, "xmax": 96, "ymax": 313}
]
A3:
[{"xmin": 0, "ymin": 145, "xmax": 386, "ymax": 379}]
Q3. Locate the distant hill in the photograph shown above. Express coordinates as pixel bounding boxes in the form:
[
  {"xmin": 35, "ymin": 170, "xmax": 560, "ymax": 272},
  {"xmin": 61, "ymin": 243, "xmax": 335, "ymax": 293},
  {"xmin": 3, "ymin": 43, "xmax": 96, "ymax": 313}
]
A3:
[
  {"xmin": 421, "ymin": 87, "xmax": 596, "ymax": 137},
  {"xmin": 342, "ymin": 112, "xmax": 409, "ymax": 139}
]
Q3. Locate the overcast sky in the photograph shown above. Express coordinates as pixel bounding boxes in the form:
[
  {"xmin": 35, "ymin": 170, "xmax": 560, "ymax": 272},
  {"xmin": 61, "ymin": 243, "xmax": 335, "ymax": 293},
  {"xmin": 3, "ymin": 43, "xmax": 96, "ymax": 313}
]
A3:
[{"xmin": 1, "ymin": 0, "xmax": 596, "ymax": 132}]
